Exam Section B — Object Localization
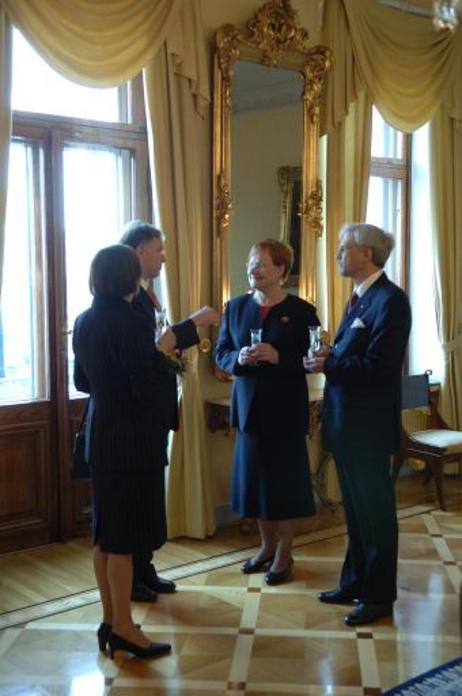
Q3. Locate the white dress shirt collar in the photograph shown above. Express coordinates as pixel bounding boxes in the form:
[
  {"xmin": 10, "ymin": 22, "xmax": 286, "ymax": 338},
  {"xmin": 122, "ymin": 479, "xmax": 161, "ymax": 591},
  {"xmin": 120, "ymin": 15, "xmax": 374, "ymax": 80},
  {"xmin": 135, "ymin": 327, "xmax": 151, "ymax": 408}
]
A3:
[{"xmin": 354, "ymin": 269, "xmax": 384, "ymax": 298}]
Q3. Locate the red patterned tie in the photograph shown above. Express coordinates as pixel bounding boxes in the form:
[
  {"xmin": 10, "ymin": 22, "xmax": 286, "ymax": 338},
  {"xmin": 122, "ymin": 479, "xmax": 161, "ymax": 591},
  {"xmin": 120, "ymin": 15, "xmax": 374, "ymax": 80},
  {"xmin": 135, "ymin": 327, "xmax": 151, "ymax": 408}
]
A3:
[{"xmin": 348, "ymin": 292, "xmax": 359, "ymax": 313}]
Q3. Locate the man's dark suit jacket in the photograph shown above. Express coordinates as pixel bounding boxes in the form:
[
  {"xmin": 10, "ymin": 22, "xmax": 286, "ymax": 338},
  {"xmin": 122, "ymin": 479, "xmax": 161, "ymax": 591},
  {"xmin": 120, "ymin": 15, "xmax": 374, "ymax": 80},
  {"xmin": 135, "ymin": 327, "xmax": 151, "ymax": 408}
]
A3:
[
  {"xmin": 215, "ymin": 292, "xmax": 319, "ymax": 435},
  {"xmin": 322, "ymin": 273, "xmax": 412, "ymax": 455},
  {"xmin": 133, "ymin": 286, "xmax": 199, "ymax": 431}
]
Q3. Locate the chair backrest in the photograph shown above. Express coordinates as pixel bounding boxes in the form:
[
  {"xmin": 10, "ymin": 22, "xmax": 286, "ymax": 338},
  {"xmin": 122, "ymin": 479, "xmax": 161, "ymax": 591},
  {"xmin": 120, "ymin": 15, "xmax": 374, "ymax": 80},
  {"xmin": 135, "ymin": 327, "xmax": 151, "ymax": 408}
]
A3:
[{"xmin": 401, "ymin": 372, "xmax": 430, "ymax": 410}]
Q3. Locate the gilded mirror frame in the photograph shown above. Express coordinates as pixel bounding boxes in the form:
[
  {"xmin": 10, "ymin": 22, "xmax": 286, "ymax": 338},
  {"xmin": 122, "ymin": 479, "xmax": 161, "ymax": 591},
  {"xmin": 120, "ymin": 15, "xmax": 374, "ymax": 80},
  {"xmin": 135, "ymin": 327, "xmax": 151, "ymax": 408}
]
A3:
[{"xmin": 212, "ymin": 0, "xmax": 332, "ymax": 345}]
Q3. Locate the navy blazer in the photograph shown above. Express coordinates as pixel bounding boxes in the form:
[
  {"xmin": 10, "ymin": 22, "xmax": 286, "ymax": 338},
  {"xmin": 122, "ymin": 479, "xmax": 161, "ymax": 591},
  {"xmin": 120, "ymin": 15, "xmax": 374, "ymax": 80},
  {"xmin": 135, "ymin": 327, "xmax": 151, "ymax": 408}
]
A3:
[
  {"xmin": 322, "ymin": 273, "xmax": 411, "ymax": 455},
  {"xmin": 215, "ymin": 293, "xmax": 319, "ymax": 435},
  {"xmin": 133, "ymin": 287, "xmax": 199, "ymax": 431}
]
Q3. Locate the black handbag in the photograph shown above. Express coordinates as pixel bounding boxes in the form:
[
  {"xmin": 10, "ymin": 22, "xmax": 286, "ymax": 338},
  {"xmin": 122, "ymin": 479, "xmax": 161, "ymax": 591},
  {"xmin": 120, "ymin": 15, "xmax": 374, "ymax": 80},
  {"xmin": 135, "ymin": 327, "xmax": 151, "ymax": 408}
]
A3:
[{"xmin": 71, "ymin": 401, "xmax": 91, "ymax": 481}]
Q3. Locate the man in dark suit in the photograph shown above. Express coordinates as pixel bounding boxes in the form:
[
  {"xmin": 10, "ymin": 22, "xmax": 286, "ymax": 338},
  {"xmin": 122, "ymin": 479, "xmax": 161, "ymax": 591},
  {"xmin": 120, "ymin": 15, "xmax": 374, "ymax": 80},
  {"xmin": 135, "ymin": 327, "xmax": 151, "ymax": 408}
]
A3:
[
  {"xmin": 305, "ymin": 222, "xmax": 411, "ymax": 626},
  {"xmin": 120, "ymin": 220, "xmax": 219, "ymax": 602}
]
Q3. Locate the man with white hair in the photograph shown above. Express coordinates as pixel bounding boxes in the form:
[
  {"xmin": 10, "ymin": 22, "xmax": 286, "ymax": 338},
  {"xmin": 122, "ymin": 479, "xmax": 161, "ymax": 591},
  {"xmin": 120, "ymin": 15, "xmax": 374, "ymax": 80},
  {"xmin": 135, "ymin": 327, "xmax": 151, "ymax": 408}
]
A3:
[{"xmin": 305, "ymin": 222, "xmax": 411, "ymax": 626}]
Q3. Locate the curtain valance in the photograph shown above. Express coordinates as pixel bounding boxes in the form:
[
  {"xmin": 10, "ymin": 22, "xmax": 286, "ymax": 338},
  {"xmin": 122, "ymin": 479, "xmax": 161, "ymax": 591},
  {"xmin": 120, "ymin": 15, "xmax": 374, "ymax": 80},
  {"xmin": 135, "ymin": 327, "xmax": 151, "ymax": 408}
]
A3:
[
  {"xmin": 322, "ymin": 0, "xmax": 462, "ymax": 133},
  {"xmin": 1, "ymin": 0, "xmax": 183, "ymax": 87}
]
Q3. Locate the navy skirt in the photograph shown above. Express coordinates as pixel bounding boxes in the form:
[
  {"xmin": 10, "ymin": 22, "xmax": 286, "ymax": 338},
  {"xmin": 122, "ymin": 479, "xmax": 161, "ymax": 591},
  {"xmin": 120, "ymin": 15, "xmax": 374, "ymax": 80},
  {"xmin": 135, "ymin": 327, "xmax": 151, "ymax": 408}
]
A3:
[{"xmin": 232, "ymin": 431, "xmax": 315, "ymax": 520}]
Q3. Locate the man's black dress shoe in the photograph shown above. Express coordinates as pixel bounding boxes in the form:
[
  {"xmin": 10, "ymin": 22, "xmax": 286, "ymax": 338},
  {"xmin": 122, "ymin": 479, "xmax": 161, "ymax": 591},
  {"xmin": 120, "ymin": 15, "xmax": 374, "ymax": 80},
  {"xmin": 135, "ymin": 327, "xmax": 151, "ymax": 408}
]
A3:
[
  {"xmin": 317, "ymin": 588, "xmax": 358, "ymax": 605},
  {"xmin": 241, "ymin": 553, "xmax": 275, "ymax": 574},
  {"xmin": 131, "ymin": 581, "xmax": 158, "ymax": 603},
  {"xmin": 142, "ymin": 567, "xmax": 177, "ymax": 594},
  {"xmin": 344, "ymin": 602, "xmax": 393, "ymax": 626},
  {"xmin": 264, "ymin": 558, "xmax": 293, "ymax": 586},
  {"xmin": 147, "ymin": 576, "xmax": 176, "ymax": 594}
]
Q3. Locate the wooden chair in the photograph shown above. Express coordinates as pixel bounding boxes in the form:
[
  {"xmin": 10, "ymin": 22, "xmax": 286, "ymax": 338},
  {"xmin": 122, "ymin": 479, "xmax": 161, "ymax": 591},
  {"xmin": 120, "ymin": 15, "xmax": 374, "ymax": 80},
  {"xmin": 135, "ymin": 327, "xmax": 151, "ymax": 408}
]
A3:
[{"xmin": 392, "ymin": 371, "xmax": 462, "ymax": 510}]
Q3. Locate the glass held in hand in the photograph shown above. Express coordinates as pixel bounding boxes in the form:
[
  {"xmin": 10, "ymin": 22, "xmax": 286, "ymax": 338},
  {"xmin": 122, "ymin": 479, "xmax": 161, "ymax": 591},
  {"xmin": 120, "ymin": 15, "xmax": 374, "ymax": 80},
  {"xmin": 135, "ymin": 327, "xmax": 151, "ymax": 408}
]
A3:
[
  {"xmin": 249, "ymin": 328, "xmax": 262, "ymax": 365},
  {"xmin": 155, "ymin": 307, "xmax": 167, "ymax": 340},
  {"xmin": 308, "ymin": 325, "xmax": 322, "ymax": 357},
  {"xmin": 250, "ymin": 328, "xmax": 262, "ymax": 346}
]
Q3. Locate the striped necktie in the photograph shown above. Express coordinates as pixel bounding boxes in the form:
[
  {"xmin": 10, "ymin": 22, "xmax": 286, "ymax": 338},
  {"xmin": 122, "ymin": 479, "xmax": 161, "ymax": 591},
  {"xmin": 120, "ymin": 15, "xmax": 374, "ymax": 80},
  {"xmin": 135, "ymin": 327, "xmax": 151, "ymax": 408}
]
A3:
[{"xmin": 348, "ymin": 291, "xmax": 359, "ymax": 313}]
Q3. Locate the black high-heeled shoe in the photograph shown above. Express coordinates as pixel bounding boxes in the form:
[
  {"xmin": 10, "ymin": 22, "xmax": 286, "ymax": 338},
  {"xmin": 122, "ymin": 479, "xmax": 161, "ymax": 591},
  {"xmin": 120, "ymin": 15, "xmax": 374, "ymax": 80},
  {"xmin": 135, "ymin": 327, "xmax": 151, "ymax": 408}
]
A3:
[
  {"xmin": 264, "ymin": 558, "xmax": 293, "ymax": 586},
  {"xmin": 241, "ymin": 553, "xmax": 275, "ymax": 574},
  {"xmin": 108, "ymin": 631, "xmax": 171, "ymax": 659},
  {"xmin": 97, "ymin": 622, "xmax": 141, "ymax": 651},
  {"xmin": 97, "ymin": 622, "xmax": 111, "ymax": 651}
]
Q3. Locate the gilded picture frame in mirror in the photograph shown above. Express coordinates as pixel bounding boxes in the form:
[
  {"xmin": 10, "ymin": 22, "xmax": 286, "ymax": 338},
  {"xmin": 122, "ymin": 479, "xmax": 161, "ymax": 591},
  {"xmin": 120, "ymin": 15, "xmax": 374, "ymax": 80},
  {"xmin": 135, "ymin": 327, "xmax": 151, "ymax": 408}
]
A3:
[
  {"xmin": 278, "ymin": 165, "xmax": 301, "ymax": 287},
  {"xmin": 212, "ymin": 0, "xmax": 332, "ymax": 370}
]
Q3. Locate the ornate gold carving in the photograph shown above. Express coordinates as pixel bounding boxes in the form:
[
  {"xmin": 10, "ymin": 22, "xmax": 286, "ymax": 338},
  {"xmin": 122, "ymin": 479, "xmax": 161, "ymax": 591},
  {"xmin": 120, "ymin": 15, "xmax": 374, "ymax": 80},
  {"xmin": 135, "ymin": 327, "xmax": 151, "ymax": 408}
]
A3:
[
  {"xmin": 216, "ymin": 173, "xmax": 232, "ymax": 236},
  {"xmin": 244, "ymin": 0, "xmax": 310, "ymax": 66},
  {"xmin": 302, "ymin": 46, "xmax": 333, "ymax": 123},
  {"xmin": 216, "ymin": 25, "xmax": 241, "ymax": 103},
  {"xmin": 300, "ymin": 178, "xmax": 323, "ymax": 239}
]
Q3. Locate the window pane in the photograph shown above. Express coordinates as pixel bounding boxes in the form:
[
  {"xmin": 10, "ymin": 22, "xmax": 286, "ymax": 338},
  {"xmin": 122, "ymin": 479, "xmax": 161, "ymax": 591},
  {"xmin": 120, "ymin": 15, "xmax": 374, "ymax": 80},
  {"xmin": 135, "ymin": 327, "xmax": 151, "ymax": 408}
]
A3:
[
  {"xmin": 0, "ymin": 140, "xmax": 48, "ymax": 403},
  {"xmin": 12, "ymin": 28, "xmax": 122, "ymax": 122},
  {"xmin": 371, "ymin": 107, "xmax": 403, "ymax": 159},
  {"xmin": 63, "ymin": 144, "xmax": 133, "ymax": 396},
  {"xmin": 366, "ymin": 175, "xmax": 402, "ymax": 285},
  {"xmin": 408, "ymin": 124, "xmax": 444, "ymax": 381}
]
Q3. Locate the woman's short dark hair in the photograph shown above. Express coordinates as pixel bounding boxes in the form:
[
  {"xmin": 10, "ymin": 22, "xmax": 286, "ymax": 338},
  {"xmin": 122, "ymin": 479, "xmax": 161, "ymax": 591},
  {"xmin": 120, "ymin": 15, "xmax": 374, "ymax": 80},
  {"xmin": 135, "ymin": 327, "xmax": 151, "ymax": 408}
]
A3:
[
  {"xmin": 90, "ymin": 244, "xmax": 141, "ymax": 298},
  {"xmin": 248, "ymin": 239, "xmax": 294, "ymax": 283}
]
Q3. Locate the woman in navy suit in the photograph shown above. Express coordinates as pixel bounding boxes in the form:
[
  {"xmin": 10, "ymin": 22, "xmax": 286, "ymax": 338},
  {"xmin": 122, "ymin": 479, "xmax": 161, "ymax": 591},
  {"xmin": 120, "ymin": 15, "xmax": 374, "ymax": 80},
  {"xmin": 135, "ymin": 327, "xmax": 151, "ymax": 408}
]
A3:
[
  {"xmin": 73, "ymin": 245, "xmax": 172, "ymax": 659},
  {"xmin": 215, "ymin": 239, "xmax": 319, "ymax": 584}
]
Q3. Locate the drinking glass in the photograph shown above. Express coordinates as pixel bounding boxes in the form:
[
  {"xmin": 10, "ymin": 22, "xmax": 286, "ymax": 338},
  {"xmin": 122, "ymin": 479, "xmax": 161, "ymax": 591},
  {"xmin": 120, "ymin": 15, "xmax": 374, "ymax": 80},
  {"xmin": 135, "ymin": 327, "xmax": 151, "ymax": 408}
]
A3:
[
  {"xmin": 155, "ymin": 307, "xmax": 167, "ymax": 340},
  {"xmin": 250, "ymin": 328, "xmax": 262, "ymax": 346},
  {"xmin": 308, "ymin": 325, "xmax": 322, "ymax": 355}
]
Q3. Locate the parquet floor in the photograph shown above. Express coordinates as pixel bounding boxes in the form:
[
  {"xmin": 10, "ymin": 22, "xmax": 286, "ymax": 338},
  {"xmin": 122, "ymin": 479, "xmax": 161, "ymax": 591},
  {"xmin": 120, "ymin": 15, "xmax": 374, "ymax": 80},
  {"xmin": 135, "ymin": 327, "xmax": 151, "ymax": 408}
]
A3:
[{"xmin": 0, "ymin": 475, "xmax": 461, "ymax": 695}]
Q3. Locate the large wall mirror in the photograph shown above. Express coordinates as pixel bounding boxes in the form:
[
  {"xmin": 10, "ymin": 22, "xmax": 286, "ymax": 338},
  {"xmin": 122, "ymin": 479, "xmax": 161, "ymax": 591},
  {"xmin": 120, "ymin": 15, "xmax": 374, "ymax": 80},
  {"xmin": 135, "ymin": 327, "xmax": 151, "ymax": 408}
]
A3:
[{"xmin": 212, "ymin": 0, "xmax": 332, "ymax": 356}]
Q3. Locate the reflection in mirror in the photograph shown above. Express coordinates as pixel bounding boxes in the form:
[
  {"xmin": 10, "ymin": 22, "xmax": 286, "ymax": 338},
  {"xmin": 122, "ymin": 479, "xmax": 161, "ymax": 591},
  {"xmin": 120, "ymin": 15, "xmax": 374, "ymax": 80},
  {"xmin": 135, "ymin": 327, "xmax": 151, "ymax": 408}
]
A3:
[
  {"xmin": 212, "ymin": 0, "xmax": 332, "ymax": 380},
  {"xmin": 230, "ymin": 61, "xmax": 302, "ymax": 297},
  {"xmin": 278, "ymin": 165, "xmax": 301, "ymax": 287}
]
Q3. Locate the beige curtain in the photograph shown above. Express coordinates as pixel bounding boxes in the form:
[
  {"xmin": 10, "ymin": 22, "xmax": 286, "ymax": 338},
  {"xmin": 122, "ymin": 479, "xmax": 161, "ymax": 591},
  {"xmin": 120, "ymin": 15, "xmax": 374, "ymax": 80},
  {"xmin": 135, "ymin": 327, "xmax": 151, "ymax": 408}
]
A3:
[
  {"xmin": 143, "ymin": 9, "xmax": 215, "ymax": 538},
  {"xmin": 430, "ymin": 109, "xmax": 462, "ymax": 429},
  {"xmin": 321, "ymin": 2, "xmax": 372, "ymax": 334},
  {"xmin": 1, "ymin": 0, "xmax": 213, "ymax": 537},
  {"xmin": 324, "ymin": 90, "xmax": 372, "ymax": 335},
  {"xmin": 1, "ymin": 0, "xmax": 183, "ymax": 86},
  {"xmin": 0, "ymin": 9, "xmax": 11, "ymax": 299},
  {"xmin": 342, "ymin": 0, "xmax": 462, "ymax": 131}
]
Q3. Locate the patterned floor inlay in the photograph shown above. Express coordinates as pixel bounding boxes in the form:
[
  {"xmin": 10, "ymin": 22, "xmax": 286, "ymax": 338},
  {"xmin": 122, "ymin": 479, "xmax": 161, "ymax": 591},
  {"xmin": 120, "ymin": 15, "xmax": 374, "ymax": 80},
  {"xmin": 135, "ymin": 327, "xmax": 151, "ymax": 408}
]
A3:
[
  {"xmin": 0, "ymin": 500, "xmax": 452, "ymax": 633},
  {"xmin": 0, "ymin": 502, "xmax": 461, "ymax": 694}
]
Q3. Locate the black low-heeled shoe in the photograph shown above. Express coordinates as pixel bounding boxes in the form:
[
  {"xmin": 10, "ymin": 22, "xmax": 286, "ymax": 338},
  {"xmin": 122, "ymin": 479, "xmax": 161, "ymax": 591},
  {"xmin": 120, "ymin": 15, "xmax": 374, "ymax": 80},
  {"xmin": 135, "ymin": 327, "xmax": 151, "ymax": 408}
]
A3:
[
  {"xmin": 264, "ymin": 558, "xmax": 293, "ymax": 586},
  {"xmin": 97, "ymin": 622, "xmax": 141, "ymax": 651},
  {"xmin": 108, "ymin": 631, "xmax": 171, "ymax": 659},
  {"xmin": 241, "ymin": 553, "xmax": 275, "ymax": 574}
]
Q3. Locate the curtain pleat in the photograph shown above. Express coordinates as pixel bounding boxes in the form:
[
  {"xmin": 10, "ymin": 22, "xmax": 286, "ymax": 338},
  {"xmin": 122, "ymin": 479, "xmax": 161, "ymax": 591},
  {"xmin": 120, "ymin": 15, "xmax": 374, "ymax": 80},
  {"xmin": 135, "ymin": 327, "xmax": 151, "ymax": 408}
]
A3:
[{"xmin": 429, "ymin": 110, "xmax": 462, "ymax": 428}]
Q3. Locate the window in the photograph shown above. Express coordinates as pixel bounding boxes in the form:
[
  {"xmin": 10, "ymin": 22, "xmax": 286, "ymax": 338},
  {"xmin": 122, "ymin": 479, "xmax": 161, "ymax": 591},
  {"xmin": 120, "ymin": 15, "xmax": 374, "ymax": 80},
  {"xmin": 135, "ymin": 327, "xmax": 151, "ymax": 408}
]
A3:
[
  {"xmin": 366, "ymin": 108, "xmax": 444, "ymax": 381},
  {"xmin": 366, "ymin": 107, "xmax": 410, "ymax": 288},
  {"xmin": 1, "ymin": 28, "xmax": 150, "ymax": 405}
]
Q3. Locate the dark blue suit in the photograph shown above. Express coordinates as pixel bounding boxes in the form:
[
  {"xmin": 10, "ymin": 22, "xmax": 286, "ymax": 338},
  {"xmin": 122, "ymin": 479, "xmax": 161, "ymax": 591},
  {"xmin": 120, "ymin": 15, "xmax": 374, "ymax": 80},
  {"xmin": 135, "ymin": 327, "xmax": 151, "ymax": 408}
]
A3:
[
  {"xmin": 215, "ymin": 292, "xmax": 319, "ymax": 520},
  {"xmin": 131, "ymin": 286, "xmax": 199, "ymax": 579},
  {"xmin": 323, "ymin": 273, "xmax": 411, "ymax": 603}
]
